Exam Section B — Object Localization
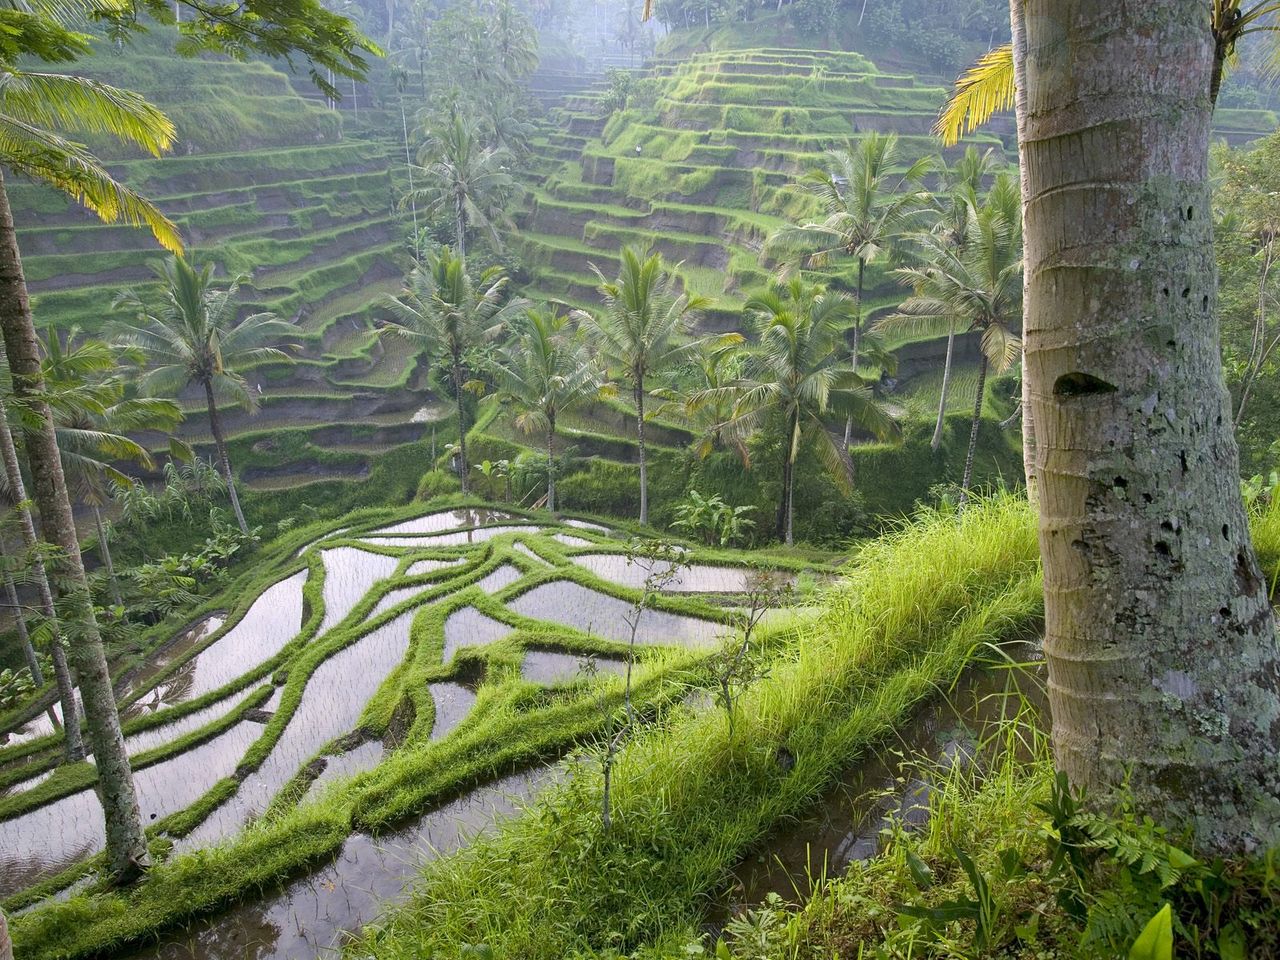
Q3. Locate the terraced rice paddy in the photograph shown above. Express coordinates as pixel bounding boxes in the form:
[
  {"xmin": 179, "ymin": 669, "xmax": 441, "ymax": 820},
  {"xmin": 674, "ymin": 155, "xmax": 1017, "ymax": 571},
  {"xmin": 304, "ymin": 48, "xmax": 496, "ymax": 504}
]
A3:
[{"xmin": 0, "ymin": 506, "xmax": 816, "ymax": 955}]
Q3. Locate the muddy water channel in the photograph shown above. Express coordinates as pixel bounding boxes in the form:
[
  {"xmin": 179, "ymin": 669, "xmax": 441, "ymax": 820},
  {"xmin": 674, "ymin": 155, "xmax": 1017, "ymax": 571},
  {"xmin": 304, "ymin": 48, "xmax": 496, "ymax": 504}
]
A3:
[
  {"xmin": 720, "ymin": 664, "xmax": 1047, "ymax": 915},
  {"xmin": 127, "ymin": 767, "xmax": 558, "ymax": 960}
]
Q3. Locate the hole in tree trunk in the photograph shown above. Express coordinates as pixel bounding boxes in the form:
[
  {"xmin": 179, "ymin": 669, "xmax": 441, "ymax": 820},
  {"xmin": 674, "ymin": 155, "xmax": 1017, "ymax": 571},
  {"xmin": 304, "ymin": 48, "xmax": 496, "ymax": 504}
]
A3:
[{"xmin": 1053, "ymin": 372, "xmax": 1118, "ymax": 399}]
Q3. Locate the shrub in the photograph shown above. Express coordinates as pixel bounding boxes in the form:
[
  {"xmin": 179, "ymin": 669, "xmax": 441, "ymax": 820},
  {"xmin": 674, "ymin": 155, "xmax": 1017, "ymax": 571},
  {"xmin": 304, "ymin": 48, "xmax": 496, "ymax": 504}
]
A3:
[{"xmin": 416, "ymin": 468, "xmax": 462, "ymax": 501}]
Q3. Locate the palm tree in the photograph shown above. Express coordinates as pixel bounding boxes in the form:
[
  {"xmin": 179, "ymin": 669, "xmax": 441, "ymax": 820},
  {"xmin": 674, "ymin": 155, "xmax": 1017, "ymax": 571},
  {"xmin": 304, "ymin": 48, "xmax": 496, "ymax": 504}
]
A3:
[
  {"xmin": 0, "ymin": 42, "xmax": 180, "ymax": 880},
  {"xmin": 916, "ymin": 147, "xmax": 999, "ymax": 452},
  {"xmin": 491, "ymin": 308, "xmax": 600, "ymax": 511},
  {"xmin": 767, "ymin": 133, "xmax": 933, "ymax": 445},
  {"xmin": 657, "ymin": 344, "xmax": 749, "ymax": 463},
  {"xmin": 407, "ymin": 111, "xmax": 518, "ymax": 258},
  {"xmin": 39, "ymin": 328, "xmax": 184, "ymax": 606},
  {"xmin": 715, "ymin": 278, "xmax": 898, "ymax": 546},
  {"xmin": 113, "ymin": 256, "xmax": 297, "ymax": 535},
  {"xmin": 574, "ymin": 246, "xmax": 714, "ymax": 526},
  {"xmin": 380, "ymin": 248, "xmax": 514, "ymax": 494},
  {"xmin": 876, "ymin": 175, "xmax": 1022, "ymax": 508}
]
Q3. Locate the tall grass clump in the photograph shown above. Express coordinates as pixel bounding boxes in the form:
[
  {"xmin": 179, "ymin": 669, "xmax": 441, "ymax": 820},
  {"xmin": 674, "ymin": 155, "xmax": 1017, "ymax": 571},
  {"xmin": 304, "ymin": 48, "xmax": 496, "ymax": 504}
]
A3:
[{"xmin": 351, "ymin": 494, "xmax": 1044, "ymax": 959}]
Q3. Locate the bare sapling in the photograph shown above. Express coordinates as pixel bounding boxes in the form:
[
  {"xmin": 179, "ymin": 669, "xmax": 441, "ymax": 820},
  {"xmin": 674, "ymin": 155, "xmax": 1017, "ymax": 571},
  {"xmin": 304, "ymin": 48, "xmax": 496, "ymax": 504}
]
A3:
[
  {"xmin": 713, "ymin": 568, "xmax": 791, "ymax": 739},
  {"xmin": 601, "ymin": 538, "xmax": 682, "ymax": 830}
]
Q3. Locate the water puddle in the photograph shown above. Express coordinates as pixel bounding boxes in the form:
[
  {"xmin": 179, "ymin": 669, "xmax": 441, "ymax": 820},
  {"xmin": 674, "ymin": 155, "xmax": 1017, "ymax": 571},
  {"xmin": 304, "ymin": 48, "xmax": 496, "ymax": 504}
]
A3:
[
  {"xmin": 440, "ymin": 608, "xmax": 513, "ymax": 664},
  {"xmin": 520, "ymin": 650, "xmax": 627, "ymax": 685},
  {"xmin": 405, "ymin": 558, "xmax": 465, "ymax": 577},
  {"xmin": 306, "ymin": 741, "xmax": 385, "ymax": 798},
  {"xmin": 124, "ymin": 766, "xmax": 558, "ymax": 960},
  {"xmin": 572, "ymin": 555, "xmax": 789, "ymax": 593},
  {"xmin": 122, "ymin": 616, "xmax": 227, "ymax": 703},
  {"xmin": 125, "ymin": 688, "xmax": 262, "ymax": 757},
  {"xmin": 369, "ymin": 509, "xmax": 518, "ymax": 536},
  {"xmin": 563, "ymin": 520, "xmax": 610, "ymax": 533},
  {"xmin": 512, "ymin": 543, "xmax": 547, "ymax": 564},
  {"xmin": 509, "ymin": 582, "xmax": 725, "ymax": 649},
  {"xmin": 474, "ymin": 564, "xmax": 522, "ymax": 594},
  {"xmin": 427, "ymin": 683, "xmax": 478, "ymax": 740},
  {"xmin": 162, "ymin": 571, "xmax": 308, "ymax": 705},
  {"xmin": 178, "ymin": 609, "xmax": 419, "ymax": 849},
  {"xmin": 0, "ymin": 722, "xmax": 262, "ymax": 897},
  {"xmin": 721, "ymin": 665, "xmax": 1047, "ymax": 914},
  {"xmin": 551, "ymin": 534, "xmax": 592, "ymax": 547},
  {"xmin": 367, "ymin": 586, "xmax": 429, "ymax": 621},
  {"xmin": 1, "ymin": 701, "xmax": 74, "ymax": 749},
  {"xmin": 318, "ymin": 548, "xmax": 401, "ymax": 634},
  {"xmin": 361, "ymin": 525, "xmax": 540, "ymax": 548}
]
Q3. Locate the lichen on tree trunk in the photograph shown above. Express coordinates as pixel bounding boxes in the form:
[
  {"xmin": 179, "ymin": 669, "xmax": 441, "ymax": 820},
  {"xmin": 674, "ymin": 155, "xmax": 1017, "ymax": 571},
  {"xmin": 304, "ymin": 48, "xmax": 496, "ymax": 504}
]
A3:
[{"xmin": 1023, "ymin": 0, "xmax": 1280, "ymax": 852}]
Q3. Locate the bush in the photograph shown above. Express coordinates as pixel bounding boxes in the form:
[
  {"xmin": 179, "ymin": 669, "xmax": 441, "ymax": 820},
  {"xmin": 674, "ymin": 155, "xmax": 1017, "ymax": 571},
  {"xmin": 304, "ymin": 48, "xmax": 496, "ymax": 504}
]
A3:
[{"xmin": 416, "ymin": 468, "xmax": 462, "ymax": 501}]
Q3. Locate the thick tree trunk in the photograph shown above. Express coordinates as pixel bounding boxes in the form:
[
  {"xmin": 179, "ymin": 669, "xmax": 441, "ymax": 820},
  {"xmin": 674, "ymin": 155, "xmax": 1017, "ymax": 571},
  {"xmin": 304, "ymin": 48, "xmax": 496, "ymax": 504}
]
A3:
[
  {"xmin": 453, "ymin": 358, "xmax": 470, "ymax": 494},
  {"xmin": 957, "ymin": 354, "xmax": 987, "ymax": 510},
  {"xmin": 202, "ymin": 380, "xmax": 247, "ymax": 535},
  {"xmin": 1009, "ymin": 0, "xmax": 1038, "ymax": 503},
  {"xmin": 546, "ymin": 416, "xmax": 556, "ymax": 513},
  {"xmin": 0, "ymin": 905, "xmax": 11, "ymax": 960},
  {"xmin": 635, "ymin": 382, "xmax": 648, "ymax": 525},
  {"xmin": 0, "ymin": 377, "xmax": 81, "ymax": 760},
  {"xmin": 93, "ymin": 506, "xmax": 122, "ymax": 608},
  {"xmin": 931, "ymin": 322, "xmax": 956, "ymax": 451},
  {"xmin": 0, "ymin": 169, "xmax": 149, "ymax": 878},
  {"xmin": 3, "ymin": 549, "xmax": 42, "ymax": 684},
  {"xmin": 1024, "ymin": 0, "xmax": 1280, "ymax": 853}
]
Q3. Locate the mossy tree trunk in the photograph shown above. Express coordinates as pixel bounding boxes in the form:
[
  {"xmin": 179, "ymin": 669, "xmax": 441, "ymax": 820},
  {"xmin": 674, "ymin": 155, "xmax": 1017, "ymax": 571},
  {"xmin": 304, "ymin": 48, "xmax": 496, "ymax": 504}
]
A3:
[
  {"xmin": 0, "ymin": 168, "xmax": 149, "ymax": 879},
  {"xmin": 202, "ymin": 379, "xmax": 247, "ymax": 535},
  {"xmin": 1024, "ymin": 0, "xmax": 1280, "ymax": 852},
  {"xmin": 1, "ymin": 538, "xmax": 42, "ymax": 684},
  {"xmin": 0, "ymin": 380, "xmax": 82, "ymax": 760}
]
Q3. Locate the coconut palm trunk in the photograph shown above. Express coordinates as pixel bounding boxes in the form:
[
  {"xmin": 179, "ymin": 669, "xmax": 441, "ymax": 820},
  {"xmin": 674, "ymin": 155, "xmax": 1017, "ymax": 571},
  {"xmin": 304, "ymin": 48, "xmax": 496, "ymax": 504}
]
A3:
[
  {"xmin": 634, "ymin": 382, "xmax": 649, "ymax": 525},
  {"xmin": 956, "ymin": 354, "xmax": 987, "ymax": 510},
  {"xmin": 93, "ymin": 505, "xmax": 123, "ymax": 608},
  {"xmin": 2, "ymin": 547, "xmax": 42, "ymax": 684},
  {"xmin": 1024, "ymin": 0, "xmax": 1280, "ymax": 852},
  {"xmin": 202, "ymin": 378, "xmax": 248, "ymax": 534},
  {"xmin": 1009, "ymin": 0, "xmax": 1037, "ymax": 501},
  {"xmin": 0, "ymin": 170, "xmax": 148, "ymax": 877},
  {"xmin": 0, "ymin": 372, "xmax": 82, "ymax": 760},
  {"xmin": 931, "ymin": 321, "xmax": 956, "ymax": 451},
  {"xmin": 452, "ymin": 356, "xmax": 470, "ymax": 494},
  {"xmin": 843, "ymin": 258, "xmax": 866, "ymax": 448},
  {"xmin": 546, "ymin": 415, "xmax": 556, "ymax": 512},
  {"xmin": 0, "ymin": 905, "xmax": 11, "ymax": 960}
]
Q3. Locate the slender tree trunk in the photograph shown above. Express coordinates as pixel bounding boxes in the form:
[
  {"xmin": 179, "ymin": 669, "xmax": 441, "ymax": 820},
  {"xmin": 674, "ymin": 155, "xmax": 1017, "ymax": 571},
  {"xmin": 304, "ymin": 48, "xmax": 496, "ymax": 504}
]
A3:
[
  {"xmin": 453, "ymin": 357, "xmax": 470, "ymax": 494},
  {"xmin": 455, "ymin": 198, "xmax": 467, "ymax": 260},
  {"xmin": 1236, "ymin": 243, "xmax": 1275, "ymax": 422},
  {"xmin": 546, "ymin": 415, "xmax": 556, "ymax": 512},
  {"xmin": 401, "ymin": 98, "xmax": 420, "ymax": 263},
  {"xmin": 1024, "ymin": 0, "xmax": 1280, "ymax": 853},
  {"xmin": 635, "ymin": 381, "xmax": 648, "ymax": 525},
  {"xmin": 0, "ymin": 380, "xmax": 81, "ymax": 759},
  {"xmin": 202, "ymin": 379, "xmax": 247, "ymax": 535},
  {"xmin": 93, "ymin": 506, "xmax": 123, "ymax": 608},
  {"xmin": 773, "ymin": 439, "xmax": 789, "ymax": 540},
  {"xmin": 1009, "ymin": 0, "xmax": 1038, "ymax": 503},
  {"xmin": 0, "ymin": 169, "xmax": 148, "ymax": 879},
  {"xmin": 957, "ymin": 354, "xmax": 987, "ymax": 511},
  {"xmin": 844, "ymin": 258, "xmax": 866, "ymax": 448},
  {"xmin": 931, "ymin": 321, "xmax": 956, "ymax": 451},
  {"xmin": 3, "ymin": 563, "xmax": 41, "ymax": 683},
  {"xmin": 784, "ymin": 459, "xmax": 795, "ymax": 547}
]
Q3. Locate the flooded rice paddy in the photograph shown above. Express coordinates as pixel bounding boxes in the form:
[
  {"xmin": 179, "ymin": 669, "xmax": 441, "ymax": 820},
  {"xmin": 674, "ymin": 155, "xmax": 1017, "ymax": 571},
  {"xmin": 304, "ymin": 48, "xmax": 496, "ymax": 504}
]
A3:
[{"xmin": 0, "ymin": 507, "xmax": 800, "ymax": 950}]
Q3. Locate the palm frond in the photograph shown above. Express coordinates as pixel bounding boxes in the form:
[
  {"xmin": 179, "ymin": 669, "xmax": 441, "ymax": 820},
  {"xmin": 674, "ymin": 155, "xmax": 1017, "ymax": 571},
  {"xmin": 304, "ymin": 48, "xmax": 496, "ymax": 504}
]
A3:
[{"xmin": 936, "ymin": 43, "xmax": 1015, "ymax": 148}]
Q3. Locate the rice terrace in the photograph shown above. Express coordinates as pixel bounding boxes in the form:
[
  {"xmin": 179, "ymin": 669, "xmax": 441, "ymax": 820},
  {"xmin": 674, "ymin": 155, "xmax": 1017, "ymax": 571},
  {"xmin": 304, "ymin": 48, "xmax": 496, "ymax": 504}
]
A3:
[{"xmin": 2, "ymin": 0, "xmax": 1280, "ymax": 958}]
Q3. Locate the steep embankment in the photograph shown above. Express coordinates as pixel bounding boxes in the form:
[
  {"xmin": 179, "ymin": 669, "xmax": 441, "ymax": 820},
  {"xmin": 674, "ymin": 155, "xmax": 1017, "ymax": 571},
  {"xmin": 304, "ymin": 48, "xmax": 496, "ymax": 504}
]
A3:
[{"xmin": 12, "ymin": 34, "xmax": 434, "ymax": 493}]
